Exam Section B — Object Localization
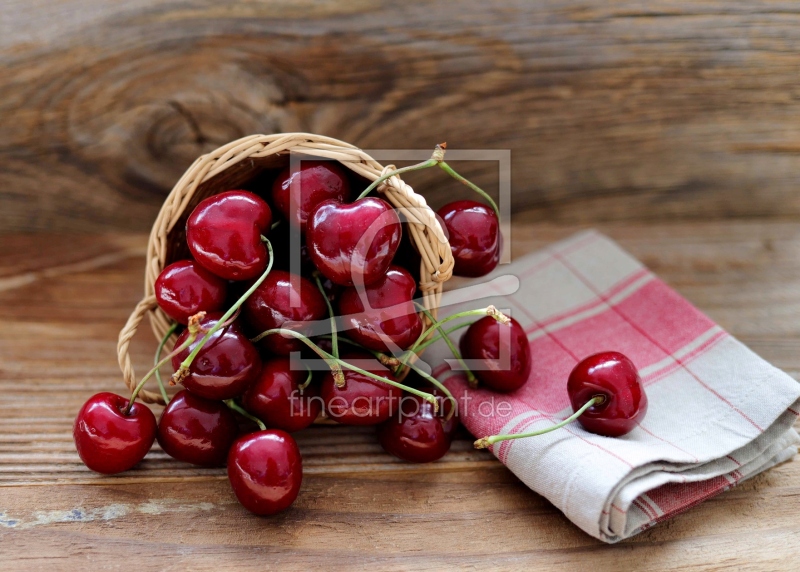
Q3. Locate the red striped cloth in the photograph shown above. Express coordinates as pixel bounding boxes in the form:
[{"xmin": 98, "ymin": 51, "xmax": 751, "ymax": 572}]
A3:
[{"xmin": 426, "ymin": 230, "xmax": 800, "ymax": 542}]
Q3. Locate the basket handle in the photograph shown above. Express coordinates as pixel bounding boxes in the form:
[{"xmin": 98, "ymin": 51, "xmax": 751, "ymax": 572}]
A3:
[{"xmin": 117, "ymin": 295, "xmax": 166, "ymax": 404}]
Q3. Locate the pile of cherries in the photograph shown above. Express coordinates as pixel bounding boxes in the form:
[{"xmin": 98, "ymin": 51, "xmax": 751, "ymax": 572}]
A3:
[{"xmin": 74, "ymin": 151, "xmax": 648, "ymax": 517}]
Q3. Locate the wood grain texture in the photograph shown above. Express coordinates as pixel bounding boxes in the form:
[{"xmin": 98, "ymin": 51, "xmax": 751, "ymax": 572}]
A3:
[
  {"xmin": 4, "ymin": 1, "xmax": 800, "ymax": 231},
  {"xmin": 1, "ymin": 223, "xmax": 799, "ymax": 570}
]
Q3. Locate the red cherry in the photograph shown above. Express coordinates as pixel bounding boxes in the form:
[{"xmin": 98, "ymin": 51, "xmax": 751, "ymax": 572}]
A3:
[
  {"xmin": 187, "ymin": 190, "xmax": 272, "ymax": 281},
  {"xmin": 156, "ymin": 390, "xmax": 239, "ymax": 466},
  {"xmin": 73, "ymin": 392, "xmax": 156, "ymax": 474},
  {"xmin": 306, "ymin": 198, "xmax": 402, "ymax": 287},
  {"xmin": 438, "ymin": 200, "xmax": 500, "ymax": 277},
  {"xmin": 320, "ymin": 352, "xmax": 400, "ymax": 425},
  {"xmin": 568, "ymin": 351, "xmax": 648, "ymax": 437},
  {"xmin": 272, "ymin": 160, "xmax": 351, "ymax": 232},
  {"xmin": 227, "ymin": 429, "xmax": 302, "ymax": 516},
  {"xmin": 154, "ymin": 260, "xmax": 228, "ymax": 324},
  {"xmin": 377, "ymin": 394, "xmax": 453, "ymax": 463},
  {"xmin": 337, "ymin": 265, "xmax": 423, "ymax": 353},
  {"xmin": 242, "ymin": 357, "xmax": 321, "ymax": 432},
  {"xmin": 459, "ymin": 316, "xmax": 531, "ymax": 393},
  {"xmin": 172, "ymin": 313, "xmax": 261, "ymax": 400},
  {"xmin": 242, "ymin": 270, "xmax": 327, "ymax": 355}
]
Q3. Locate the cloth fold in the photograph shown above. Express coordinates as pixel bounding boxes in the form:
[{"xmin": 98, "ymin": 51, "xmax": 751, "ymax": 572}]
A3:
[{"xmin": 426, "ymin": 230, "xmax": 800, "ymax": 542}]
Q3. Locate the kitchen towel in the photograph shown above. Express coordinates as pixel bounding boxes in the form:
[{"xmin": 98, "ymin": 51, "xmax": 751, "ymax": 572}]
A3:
[{"xmin": 425, "ymin": 230, "xmax": 800, "ymax": 542}]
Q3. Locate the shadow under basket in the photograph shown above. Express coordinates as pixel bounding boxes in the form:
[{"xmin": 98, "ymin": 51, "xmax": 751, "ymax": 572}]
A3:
[{"xmin": 117, "ymin": 132, "xmax": 454, "ymax": 404}]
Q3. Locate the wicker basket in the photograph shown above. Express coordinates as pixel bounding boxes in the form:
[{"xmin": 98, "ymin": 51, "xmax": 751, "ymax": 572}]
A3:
[{"xmin": 117, "ymin": 133, "xmax": 454, "ymax": 404}]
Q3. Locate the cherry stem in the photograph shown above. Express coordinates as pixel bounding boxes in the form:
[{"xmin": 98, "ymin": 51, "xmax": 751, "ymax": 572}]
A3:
[
  {"xmin": 473, "ymin": 396, "xmax": 604, "ymax": 449},
  {"xmin": 270, "ymin": 220, "xmax": 281, "ymax": 231},
  {"xmin": 395, "ymin": 306, "xmax": 509, "ymax": 376},
  {"xmin": 249, "ymin": 328, "xmax": 438, "ymax": 410},
  {"xmin": 172, "ymin": 239, "xmax": 274, "ymax": 384},
  {"xmin": 411, "ymin": 320, "xmax": 475, "ymax": 354},
  {"xmin": 437, "ymin": 161, "xmax": 500, "ymax": 218},
  {"xmin": 125, "ymin": 328, "xmax": 198, "ymax": 415},
  {"xmin": 414, "ymin": 303, "xmax": 476, "ymax": 386},
  {"xmin": 313, "ymin": 272, "xmax": 339, "ymax": 359},
  {"xmin": 356, "ymin": 157, "xmax": 440, "ymax": 201},
  {"xmin": 356, "ymin": 143, "xmax": 500, "ymax": 219},
  {"xmin": 298, "ymin": 365, "xmax": 312, "ymax": 394},
  {"xmin": 405, "ymin": 361, "xmax": 457, "ymax": 422},
  {"xmin": 224, "ymin": 399, "xmax": 266, "ymax": 431},
  {"xmin": 318, "ymin": 334, "xmax": 399, "ymax": 367},
  {"xmin": 153, "ymin": 322, "xmax": 179, "ymax": 405}
]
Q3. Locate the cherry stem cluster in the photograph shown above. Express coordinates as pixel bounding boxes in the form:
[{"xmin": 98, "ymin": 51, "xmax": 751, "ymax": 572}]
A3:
[
  {"xmin": 395, "ymin": 306, "xmax": 509, "ymax": 377},
  {"xmin": 473, "ymin": 396, "xmax": 605, "ymax": 449},
  {"xmin": 414, "ymin": 303, "xmax": 476, "ymax": 386},
  {"xmin": 249, "ymin": 327, "xmax": 439, "ymax": 411},
  {"xmin": 356, "ymin": 143, "xmax": 500, "ymax": 218},
  {"xmin": 171, "ymin": 239, "xmax": 274, "ymax": 385}
]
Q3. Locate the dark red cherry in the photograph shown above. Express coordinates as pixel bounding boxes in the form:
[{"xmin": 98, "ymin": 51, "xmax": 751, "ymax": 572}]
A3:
[
  {"xmin": 242, "ymin": 270, "xmax": 327, "ymax": 355},
  {"xmin": 171, "ymin": 313, "xmax": 261, "ymax": 400},
  {"xmin": 156, "ymin": 390, "xmax": 238, "ymax": 466},
  {"xmin": 242, "ymin": 357, "xmax": 321, "ymax": 432},
  {"xmin": 459, "ymin": 316, "xmax": 531, "ymax": 393},
  {"xmin": 272, "ymin": 160, "xmax": 351, "ymax": 232},
  {"xmin": 377, "ymin": 393, "xmax": 453, "ymax": 463},
  {"xmin": 438, "ymin": 200, "xmax": 500, "ymax": 277},
  {"xmin": 73, "ymin": 392, "xmax": 156, "ymax": 474},
  {"xmin": 154, "ymin": 260, "xmax": 228, "ymax": 324},
  {"xmin": 187, "ymin": 190, "xmax": 272, "ymax": 281},
  {"xmin": 306, "ymin": 198, "xmax": 402, "ymax": 287},
  {"xmin": 337, "ymin": 265, "xmax": 422, "ymax": 353},
  {"xmin": 567, "ymin": 351, "xmax": 648, "ymax": 437},
  {"xmin": 320, "ymin": 351, "xmax": 400, "ymax": 425},
  {"xmin": 227, "ymin": 429, "xmax": 302, "ymax": 516}
]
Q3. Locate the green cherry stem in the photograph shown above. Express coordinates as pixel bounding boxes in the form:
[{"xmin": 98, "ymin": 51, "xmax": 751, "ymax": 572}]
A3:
[
  {"xmin": 317, "ymin": 334, "xmax": 400, "ymax": 367},
  {"xmin": 473, "ymin": 396, "xmax": 604, "ymax": 449},
  {"xmin": 125, "ymin": 328, "xmax": 199, "ymax": 415},
  {"xmin": 414, "ymin": 303, "xmax": 476, "ymax": 386},
  {"xmin": 395, "ymin": 306, "xmax": 509, "ymax": 375},
  {"xmin": 313, "ymin": 272, "xmax": 339, "ymax": 359},
  {"xmin": 249, "ymin": 328, "xmax": 438, "ymax": 410},
  {"xmin": 411, "ymin": 320, "xmax": 475, "ymax": 354},
  {"xmin": 298, "ymin": 365, "xmax": 313, "ymax": 394},
  {"xmin": 153, "ymin": 322, "xmax": 179, "ymax": 404},
  {"xmin": 405, "ymin": 361, "xmax": 457, "ymax": 422},
  {"xmin": 224, "ymin": 399, "xmax": 266, "ymax": 431},
  {"xmin": 356, "ymin": 146, "xmax": 444, "ymax": 200},
  {"xmin": 437, "ymin": 160, "xmax": 499, "ymax": 218},
  {"xmin": 171, "ymin": 239, "xmax": 274, "ymax": 385}
]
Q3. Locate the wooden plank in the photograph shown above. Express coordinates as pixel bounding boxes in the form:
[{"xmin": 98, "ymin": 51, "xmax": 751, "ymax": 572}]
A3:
[
  {"xmin": 0, "ymin": 222, "xmax": 798, "ymax": 570},
  {"xmin": 5, "ymin": 2, "xmax": 800, "ymax": 231}
]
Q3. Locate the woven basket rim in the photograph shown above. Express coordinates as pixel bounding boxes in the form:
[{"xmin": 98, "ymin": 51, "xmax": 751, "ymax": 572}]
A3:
[{"xmin": 117, "ymin": 132, "xmax": 454, "ymax": 404}]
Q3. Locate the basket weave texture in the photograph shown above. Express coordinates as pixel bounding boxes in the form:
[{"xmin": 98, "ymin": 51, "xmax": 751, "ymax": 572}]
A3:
[{"xmin": 117, "ymin": 133, "xmax": 454, "ymax": 403}]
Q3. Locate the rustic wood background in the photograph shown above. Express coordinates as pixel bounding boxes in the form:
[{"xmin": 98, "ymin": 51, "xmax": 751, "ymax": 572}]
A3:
[
  {"xmin": 2, "ymin": 1, "xmax": 800, "ymax": 570},
  {"xmin": 4, "ymin": 1, "xmax": 800, "ymax": 232}
]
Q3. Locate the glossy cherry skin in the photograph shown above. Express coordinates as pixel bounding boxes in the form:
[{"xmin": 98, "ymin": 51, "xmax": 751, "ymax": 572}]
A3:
[
  {"xmin": 156, "ymin": 390, "xmax": 239, "ymax": 466},
  {"xmin": 321, "ymin": 352, "xmax": 400, "ymax": 425},
  {"xmin": 73, "ymin": 392, "xmax": 156, "ymax": 474},
  {"xmin": 227, "ymin": 429, "xmax": 302, "ymax": 516},
  {"xmin": 567, "ymin": 351, "xmax": 648, "ymax": 437},
  {"xmin": 337, "ymin": 265, "xmax": 423, "ymax": 353},
  {"xmin": 171, "ymin": 313, "xmax": 262, "ymax": 400},
  {"xmin": 306, "ymin": 198, "xmax": 402, "ymax": 287},
  {"xmin": 187, "ymin": 190, "xmax": 272, "ymax": 281},
  {"xmin": 438, "ymin": 200, "xmax": 500, "ymax": 277},
  {"xmin": 242, "ymin": 357, "xmax": 321, "ymax": 432},
  {"xmin": 242, "ymin": 270, "xmax": 327, "ymax": 355},
  {"xmin": 459, "ymin": 316, "xmax": 531, "ymax": 393},
  {"xmin": 377, "ymin": 394, "xmax": 453, "ymax": 463},
  {"xmin": 155, "ymin": 260, "xmax": 228, "ymax": 324},
  {"xmin": 272, "ymin": 160, "xmax": 351, "ymax": 232}
]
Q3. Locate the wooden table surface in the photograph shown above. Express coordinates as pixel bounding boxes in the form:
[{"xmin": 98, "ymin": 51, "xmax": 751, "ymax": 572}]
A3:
[{"xmin": 1, "ymin": 220, "xmax": 799, "ymax": 570}]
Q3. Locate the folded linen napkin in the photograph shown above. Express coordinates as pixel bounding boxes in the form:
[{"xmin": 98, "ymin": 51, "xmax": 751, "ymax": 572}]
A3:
[{"xmin": 424, "ymin": 230, "xmax": 800, "ymax": 542}]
